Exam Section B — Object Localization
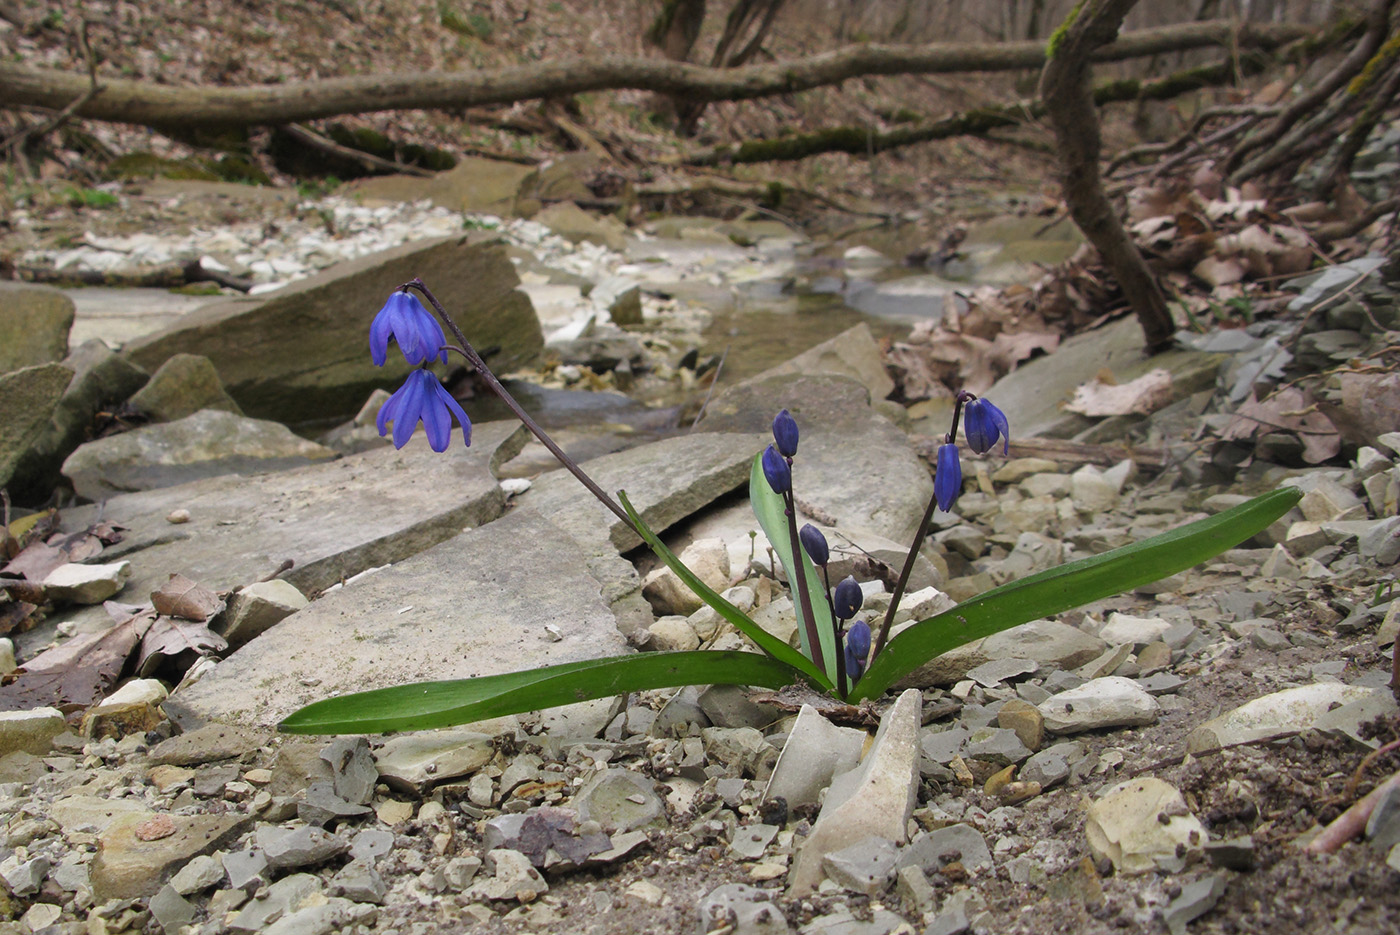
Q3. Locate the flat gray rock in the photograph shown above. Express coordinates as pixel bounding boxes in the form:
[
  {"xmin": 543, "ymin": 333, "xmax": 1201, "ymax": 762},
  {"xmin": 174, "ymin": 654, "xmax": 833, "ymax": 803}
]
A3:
[
  {"xmin": 165, "ymin": 507, "xmax": 630, "ymax": 729},
  {"xmin": 696, "ymin": 373, "xmax": 934, "ymax": 544},
  {"xmin": 62, "ymin": 408, "xmax": 338, "ymax": 499},
  {"xmin": 123, "ymin": 235, "xmax": 541, "ymax": 425},
  {"xmin": 48, "ymin": 421, "xmax": 523, "ymax": 644},
  {"xmin": 0, "ymin": 281, "xmax": 73, "ymax": 373},
  {"xmin": 0, "ymin": 362, "xmax": 72, "ymax": 499}
]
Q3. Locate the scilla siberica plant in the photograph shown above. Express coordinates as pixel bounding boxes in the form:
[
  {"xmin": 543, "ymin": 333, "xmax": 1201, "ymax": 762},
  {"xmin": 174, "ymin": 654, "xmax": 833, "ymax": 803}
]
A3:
[{"xmin": 280, "ymin": 280, "xmax": 1303, "ymax": 734}]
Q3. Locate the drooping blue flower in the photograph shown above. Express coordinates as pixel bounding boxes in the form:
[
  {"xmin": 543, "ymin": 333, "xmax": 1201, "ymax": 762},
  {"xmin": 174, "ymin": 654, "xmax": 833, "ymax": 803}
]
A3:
[
  {"xmin": 963, "ymin": 397, "xmax": 1010, "ymax": 455},
  {"xmin": 799, "ymin": 523, "xmax": 829, "ymax": 566},
  {"xmin": 833, "ymin": 575, "xmax": 862, "ymax": 620},
  {"xmin": 761, "ymin": 444, "xmax": 791, "ymax": 494},
  {"xmin": 844, "ymin": 619, "xmax": 871, "ymax": 683},
  {"xmin": 369, "ymin": 291, "xmax": 448, "ymax": 367},
  {"xmin": 772, "ymin": 409, "xmax": 799, "ymax": 458},
  {"xmin": 935, "ymin": 443, "xmax": 962, "ymax": 513},
  {"xmin": 377, "ymin": 369, "xmax": 472, "ymax": 451}
]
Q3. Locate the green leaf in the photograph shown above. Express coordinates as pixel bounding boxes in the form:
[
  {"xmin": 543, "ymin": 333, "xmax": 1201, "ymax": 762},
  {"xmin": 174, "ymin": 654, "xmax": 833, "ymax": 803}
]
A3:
[
  {"xmin": 618, "ymin": 491, "xmax": 831, "ymax": 689},
  {"xmin": 748, "ymin": 454, "xmax": 840, "ymax": 686},
  {"xmin": 852, "ymin": 487, "xmax": 1301, "ymax": 700},
  {"xmin": 280, "ymin": 650, "xmax": 805, "ymax": 735}
]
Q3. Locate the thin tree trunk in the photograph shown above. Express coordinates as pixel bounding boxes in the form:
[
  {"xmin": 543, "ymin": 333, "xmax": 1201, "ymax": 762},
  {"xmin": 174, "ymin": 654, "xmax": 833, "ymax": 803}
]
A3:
[{"xmin": 1041, "ymin": 0, "xmax": 1175, "ymax": 353}]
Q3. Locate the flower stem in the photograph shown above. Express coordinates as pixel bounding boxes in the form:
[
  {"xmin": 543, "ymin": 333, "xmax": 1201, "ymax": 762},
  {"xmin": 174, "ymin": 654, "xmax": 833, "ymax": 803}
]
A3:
[
  {"xmin": 819, "ymin": 565, "xmax": 848, "ymax": 698},
  {"xmin": 871, "ymin": 390, "xmax": 972, "ymax": 658},
  {"xmin": 407, "ymin": 278, "xmax": 643, "ymax": 540},
  {"xmin": 782, "ymin": 489, "xmax": 827, "ymax": 678}
]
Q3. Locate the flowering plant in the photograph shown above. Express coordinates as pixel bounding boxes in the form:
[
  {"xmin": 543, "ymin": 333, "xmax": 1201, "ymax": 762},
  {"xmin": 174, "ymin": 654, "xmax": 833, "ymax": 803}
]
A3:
[{"xmin": 279, "ymin": 281, "xmax": 1301, "ymax": 734}]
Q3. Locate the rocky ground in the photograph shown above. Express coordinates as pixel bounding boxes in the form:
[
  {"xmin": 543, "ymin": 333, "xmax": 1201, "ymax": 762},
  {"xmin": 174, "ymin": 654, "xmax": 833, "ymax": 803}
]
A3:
[{"xmin": 2, "ymin": 167, "xmax": 1400, "ymax": 935}]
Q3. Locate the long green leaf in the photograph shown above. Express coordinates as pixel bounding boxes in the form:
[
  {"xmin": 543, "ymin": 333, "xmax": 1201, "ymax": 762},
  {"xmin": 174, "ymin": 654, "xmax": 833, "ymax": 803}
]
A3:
[
  {"xmin": 748, "ymin": 454, "xmax": 840, "ymax": 686},
  {"xmin": 851, "ymin": 487, "xmax": 1301, "ymax": 700},
  {"xmin": 279, "ymin": 650, "xmax": 805, "ymax": 735},
  {"xmin": 618, "ymin": 490, "xmax": 831, "ymax": 688}
]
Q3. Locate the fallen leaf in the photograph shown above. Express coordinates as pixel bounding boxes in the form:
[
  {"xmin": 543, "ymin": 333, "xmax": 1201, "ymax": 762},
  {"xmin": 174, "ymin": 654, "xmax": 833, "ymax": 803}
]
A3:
[
  {"xmin": 1066, "ymin": 369, "xmax": 1176, "ymax": 417},
  {"xmin": 0, "ymin": 600, "xmax": 39, "ymax": 638},
  {"xmin": 136, "ymin": 616, "xmax": 228, "ymax": 678},
  {"xmin": 0, "ymin": 613, "xmax": 152, "ymax": 714},
  {"xmin": 1222, "ymin": 387, "xmax": 1342, "ymax": 464},
  {"xmin": 1, "ymin": 520, "xmax": 125, "ymax": 583},
  {"xmin": 151, "ymin": 574, "xmax": 225, "ymax": 622}
]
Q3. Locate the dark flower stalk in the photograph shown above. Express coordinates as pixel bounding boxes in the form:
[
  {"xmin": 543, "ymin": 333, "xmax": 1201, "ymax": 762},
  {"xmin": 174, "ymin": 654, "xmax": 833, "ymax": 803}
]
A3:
[
  {"xmin": 800, "ymin": 523, "xmax": 846, "ymax": 695},
  {"xmin": 873, "ymin": 389, "xmax": 1007, "ymax": 658},
  {"xmin": 406, "ymin": 279, "xmax": 644, "ymax": 541},
  {"xmin": 764, "ymin": 421, "xmax": 827, "ymax": 679}
]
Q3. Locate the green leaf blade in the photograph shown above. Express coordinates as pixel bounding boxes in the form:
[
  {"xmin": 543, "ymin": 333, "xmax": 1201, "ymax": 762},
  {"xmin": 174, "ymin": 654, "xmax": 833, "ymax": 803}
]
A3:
[
  {"xmin": 280, "ymin": 650, "xmax": 805, "ymax": 735},
  {"xmin": 748, "ymin": 454, "xmax": 839, "ymax": 686},
  {"xmin": 618, "ymin": 490, "xmax": 831, "ymax": 688},
  {"xmin": 852, "ymin": 487, "xmax": 1301, "ymax": 700}
]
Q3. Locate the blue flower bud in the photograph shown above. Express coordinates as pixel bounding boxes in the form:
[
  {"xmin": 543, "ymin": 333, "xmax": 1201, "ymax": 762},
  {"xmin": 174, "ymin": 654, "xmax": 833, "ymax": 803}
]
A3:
[
  {"xmin": 369, "ymin": 291, "xmax": 448, "ymax": 367},
  {"xmin": 935, "ymin": 443, "xmax": 962, "ymax": 513},
  {"xmin": 845, "ymin": 619, "xmax": 871, "ymax": 683},
  {"xmin": 761, "ymin": 444, "xmax": 791, "ymax": 494},
  {"xmin": 833, "ymin": 575, "xmax": 862, "ymax": 620},
  {"xmin": 963, "ymin": 397, "xmax": 1010, "ymax": 455},
  {"xmin": 772, "ymin": 409, "xmax": 799, "ymax": 457},
  {"xmin": 799, "ymin": 523, "xmax": 829, "ymax": 566}
]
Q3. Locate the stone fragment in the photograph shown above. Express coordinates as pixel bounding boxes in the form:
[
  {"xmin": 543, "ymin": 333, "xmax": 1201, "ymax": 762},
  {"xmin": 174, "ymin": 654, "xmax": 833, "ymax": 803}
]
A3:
[
  {"xmin": 1204, "ymin": 836, "xmax": 1256, "ymax": 871},
  {"xmin": 222, "ymin": 848, "xmax": 269, "ymax": 890},
  {"xmin": 168, "ymin": 853, "xmax": 223, "ymax": 895},
  {"xmin": 696, "ymin": 883, "xmax": 790, "ymax": 935},
  {"xmin": 149, "ymin": 882, "xmax": 199, "ymax": 932},
  {"xmin": 62, "ymin": 409, "xmax": 337, "ymax": 499},
  {"xmin": 648, "ymin": 615, "xmax": 700, "ymax": 651},
  {"xmin": 965, "ymin": 727, "xmax": 1031, "ymax": 766},
  {"xmin": 321, "ymin": 736, "xmax": 377, "ymax": 806},
  {"xmin": 228, "ymin": 872, "xmax": 322, "ymax": 933},
  {"xmin": 149, "ymin": 723, "xmax": 268, "ymax": 765},
  {"xmin": 730, "ymin": 824, "xmax": 779, "ymax": 860},
  {"xmin": 20, "ymin": 902, "xmax": 61, "ymax": 932},
  {"xmin": 349, "ymin": 828, "xmax": 395, "ymax": 864},
  {"xmin": 1099, "ymin": 613, "xmax": 1172, "ymax": 648},
  {"xmin": 1038, "ymin": 677, "xmax": 1159, "ymax": 734},
  {"xmin": 763, "ymin": 704, "xmax": 868, "ymax": 810},
  {"xmin": 0, "ymin": 362, "xmax": 73, "ymax": 498},
  {"xmin": 822, "ymin": 836, "xmax": 898, "ymax": 896},
  {"xmin": 895, "ymin": 864, "xmax": 935, "ymax": 915},
  {"xmin": 0, "ymin": 856, "xmax": 49, "ymax": 896},
  {"xmin": 1163, "ymin": 874, "xmax": 1227, "ymax": 935},
  {"xmin": 896, "ymin": 823, "xmax": 993, "ymax": 876},
  {"xmin": 470, "ymin": 848, "xmax": 548, "ymax": 902},
  {"xmin": 90, "ymin": 812, "xmax": 251, "ymax": 901},
  {"xmin": 1359, "ymin": 516, "xmax": 1400, "ymax": 564},
  {"xmin": 790, "ymin": 689, "xmax": 921, "ymax": 895},
  {"xmin": 966, "ymin": 657, "xmax": 1039, "ymax": 688},
  {"xmin": 219, "ymin": 579, "xmax": 309, "ymax": 647},
  {"xmin": 996, "ymin": 699, "xmax": 1045, "ymax": 752},
  {"xmin": 1186, "ymin": 683, "xmax": 1381, "ymax": 753},
  {"xmin": 700, "ymin": 685, "xmax": 781, "ymax": 730},
  {"xmin": 299, "ymin": 780, "xmax": 374, "ymax": 827},
  {"xmin": 1085, "ymin": 778, "xmax": 1206, "ymax": 874},
  {"xmin": 0, "ymin": 282, "xmax": 74, "ymax": 372},
  {"xmin": 0, "ymin": 706, "xmax": 68, "ymax": 755},
  {"xmin": 992, "ymin": 458, "xmax": 1059, "ymax": 484},
  {"xmin": 899, "ymin": 619, "xmax": 1106, "ymax": 688},
  {"xmin": 574, "ymin": 768, "xmax": 665, "ymax": 833},
  {"xmin": 1365, "ymin": 782, "xmax": 1400, "ymax": 852},
  {"xmin": 42, "ymin": 560, "xmax": 131, "ymax": 603},
  {"xmin": 256, "ymin": 825, "xmax": 350, "ymax": 870},
  {"xmin": 1071, "ymin": 465, "xmax": 1119, "ymax": 512},
  {"xmin": 372, "ymin": 730, "xmax": 496, "ymax": 794},
  {"xmin": 331, "ymin": 860, "xmax": 387, "ymax": 904},
  {"xmin": 129, "ymin": 353, "xmax": 243, "ymax": 422},
  {"xmin": 82, "ymin": 700, "xmax": 164, "ymax": 740}
]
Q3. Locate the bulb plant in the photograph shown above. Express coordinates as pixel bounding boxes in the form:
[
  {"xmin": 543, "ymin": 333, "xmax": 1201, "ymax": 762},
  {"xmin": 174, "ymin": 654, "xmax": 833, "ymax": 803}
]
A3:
[{"xmin": 279, "ymin": 281, "xmax": 1303, "ymax": 735}]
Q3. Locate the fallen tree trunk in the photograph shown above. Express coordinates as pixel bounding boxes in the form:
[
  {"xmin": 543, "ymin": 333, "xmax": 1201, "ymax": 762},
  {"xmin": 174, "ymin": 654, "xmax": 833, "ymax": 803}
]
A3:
[{"xmin": 0, "ymin": 20, "xmax": 1308, "ymax": 130}]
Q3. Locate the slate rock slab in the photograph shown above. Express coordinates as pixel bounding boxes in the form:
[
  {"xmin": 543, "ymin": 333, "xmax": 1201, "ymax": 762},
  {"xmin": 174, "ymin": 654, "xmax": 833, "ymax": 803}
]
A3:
[
  {"xmin": 0, "ymin": 281, "xmax": 73, "ymax": 373},
  {"xmin": 123, "ymin": 235, "xmax": 541, "ymax": 425},
  {"xmin": 696, "ymin": 373, "xmax": 934, "ymax": 543},
  {"xmin": 54, "ymin": 421, "xmax": 523, "ymax": 635},
  {"xmin": 0, "ymin": 362, "xmax": 73, "ymax": 497},
  {"xmin": 165, "ymin": 507, "xmax": 631, "ymax": 729}
]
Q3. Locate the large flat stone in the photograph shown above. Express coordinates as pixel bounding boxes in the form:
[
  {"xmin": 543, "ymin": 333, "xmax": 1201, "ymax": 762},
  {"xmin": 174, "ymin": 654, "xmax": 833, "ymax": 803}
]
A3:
[
  {"xmin": 165, "ymin": 507, "xmax": 631, "ymax": 730},
  {"xmin": 47, "ymin": 421, "xmax": 524, "ymax": 639},
  {"xmin": 123, "ymin": 236, "xmax": 541, "ymax": 425},
  {"xmin": 0, "ymin": 282, "xmax": 74, "ymax": 373},
  {"xmin": 696, "ymin": 373, "xmax": 934, "ymax": 543}
]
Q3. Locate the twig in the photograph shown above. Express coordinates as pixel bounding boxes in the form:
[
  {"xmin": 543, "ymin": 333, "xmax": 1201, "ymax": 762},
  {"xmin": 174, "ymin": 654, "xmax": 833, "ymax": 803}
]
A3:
[
  {"xmin": 281, "ymin": 123, "xmax": 434, "ymax": 177},
  {"xmin": 0, "ymin": 20, "xmax": 103, "ymax": 172},
  {"xmin": 690, "ymin": 345, "xmax": 729, "ymax": 429},
  {"xmin": 1305, "ymin": 768, "xmax": 1400, "ymax": 854},
  {"xmin": 1343, "ymin": 738, "xmax": 1400, "ymax": 801},
  {"xmin": 1125, "ymin": 730, "xmax": 1303, "ymax": 778}
]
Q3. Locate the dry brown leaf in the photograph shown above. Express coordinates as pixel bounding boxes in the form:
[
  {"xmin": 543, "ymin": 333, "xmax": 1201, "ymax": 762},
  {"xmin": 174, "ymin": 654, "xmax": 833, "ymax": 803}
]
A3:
[
  {"xmin": 0, "ymin": 611, "xmax": 153, "ymax": 715},
  {"xmin": 136, "ymin": 617, "xmax": 228, "ymax": 678},
  {"xmin": 1, "ymin": 521, "xmax": 125, "ymax": 583},
  {"xmin": 0, "ymin": 600, "xmax": 39, "ymax": 638},
  {"xmin": 1193, "ymin": 255, "xmax": 1247, "ymax": 287},
  {"xmin": 150, "ymin": 574, "xmax": 225, "ymax": 622},
  {"xmin": 1222, "ymin": 388, "xmax": 1342, "ymax": 464},
  {"xmin": 1066, "ymin": 369, "xmax": 1175, "ymax": 417}
]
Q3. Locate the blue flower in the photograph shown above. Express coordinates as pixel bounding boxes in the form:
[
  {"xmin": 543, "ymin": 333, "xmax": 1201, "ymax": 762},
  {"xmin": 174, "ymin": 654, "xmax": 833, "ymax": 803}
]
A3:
[
  {"xmin": 377, "ymin": 369, "xmax": 472, "ymax": 451},
  {"xmin": 762, "ymin": 444, "xmax": 791, "ymax": 494},
  {"xmin": 833, "ymin": 575, "xmax": 862, "ymax": 620},
  {"xmin": 369, "ymin": 291, "xmax": 448, "ymax": 367},
  {"xmin": 772, "ymin": 409, "xmax": 799, "ymax": 457},
  {"xmin": 935, "ymin": 443, "xmax": 962, "ymax": 512},
  {"xmin": 963, "ymin": 397, "xmax": 1010, "ymax": 455},
  {"xmin": 845, "ymin": 619, "xmax": 871, "ymax": 683},
  {"xmin": 799, "ymin": 524, "xmax": 829, "ymax": 566}
]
